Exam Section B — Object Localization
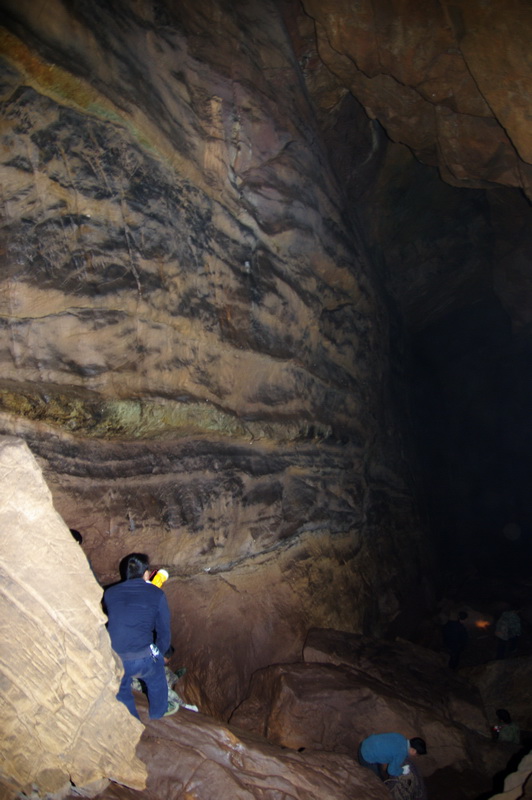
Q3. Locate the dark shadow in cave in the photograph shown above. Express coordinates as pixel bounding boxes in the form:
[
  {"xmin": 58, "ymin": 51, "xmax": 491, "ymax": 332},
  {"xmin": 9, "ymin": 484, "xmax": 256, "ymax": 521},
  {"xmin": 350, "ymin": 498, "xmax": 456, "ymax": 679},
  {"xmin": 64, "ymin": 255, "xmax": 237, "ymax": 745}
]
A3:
[{"xmin": 410, "ymin": 292, "xmax": 532, "ymax": 601}]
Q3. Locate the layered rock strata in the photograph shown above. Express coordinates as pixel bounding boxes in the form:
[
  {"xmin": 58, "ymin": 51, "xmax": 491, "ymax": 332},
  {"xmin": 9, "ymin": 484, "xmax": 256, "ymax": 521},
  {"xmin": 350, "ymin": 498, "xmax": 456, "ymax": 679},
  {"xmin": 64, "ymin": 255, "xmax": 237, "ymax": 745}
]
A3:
[{"xmin": 0, "ymin": 0, "xmax": 426, "ymax": 719}]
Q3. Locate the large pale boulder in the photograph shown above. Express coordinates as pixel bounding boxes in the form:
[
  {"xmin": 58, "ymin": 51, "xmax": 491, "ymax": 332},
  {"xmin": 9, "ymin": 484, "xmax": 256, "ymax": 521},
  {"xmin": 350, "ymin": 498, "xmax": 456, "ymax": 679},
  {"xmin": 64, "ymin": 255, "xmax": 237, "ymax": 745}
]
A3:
[{"xmin": 0, "ymin": 436, "xmax": 146, "ymax": 798}]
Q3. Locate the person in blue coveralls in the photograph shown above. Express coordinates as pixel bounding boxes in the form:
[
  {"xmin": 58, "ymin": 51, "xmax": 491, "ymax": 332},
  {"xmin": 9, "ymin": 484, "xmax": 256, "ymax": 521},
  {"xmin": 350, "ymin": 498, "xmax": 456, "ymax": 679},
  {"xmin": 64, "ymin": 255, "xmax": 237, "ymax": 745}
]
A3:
[{"xmin": 358, "ymin": 732, "xmax": 427, "ymax": 780}]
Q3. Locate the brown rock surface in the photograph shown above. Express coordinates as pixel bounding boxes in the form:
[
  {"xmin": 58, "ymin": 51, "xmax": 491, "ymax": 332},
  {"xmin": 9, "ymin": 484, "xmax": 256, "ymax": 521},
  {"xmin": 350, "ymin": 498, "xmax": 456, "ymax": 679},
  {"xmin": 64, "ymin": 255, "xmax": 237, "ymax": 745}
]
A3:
[
  {"xmin": 163, "ymin": 533, "xmax": 369, "ymax": 720},
  {"xmin": 464, "ymin": 656, "xmax": 532, "ymax": 733},
  {"xmin": 64, "ymin": 694, "xmax": 390, "ymax": 800},
  {"xmin": 303, "ymin": 628, "xmax": 488, "ymax": 733},
  {"xmin": 230, "ymin": 629, "xmax": 513, "ymax": 791},
  {"xmin": 0, "ymin": 0, "xmax": 428, "ymax": 719},
  {"xmin": 298, "ymin": 0, "xmax": 532, "ymax": 196},
  {"xmin": 0, "ymin": 436, "xmax": 146, "ymax": 798}
]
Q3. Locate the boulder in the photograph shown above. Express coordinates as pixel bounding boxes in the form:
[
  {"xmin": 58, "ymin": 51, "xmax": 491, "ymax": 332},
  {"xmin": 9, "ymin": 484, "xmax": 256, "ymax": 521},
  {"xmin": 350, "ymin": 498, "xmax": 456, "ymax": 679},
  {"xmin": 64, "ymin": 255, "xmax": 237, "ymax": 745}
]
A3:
[
  {"xmin": 303, "ymin": 627, "xmax": 488, "ymax": 731},
  {"xmin": 63, "ymin": 693, "xmax": 390, "ymax": 800},
  {"xmin": 464, "ymin": 656, "xmax": 532, "ymax": 732},
  {"xmin": 229, "ymin": 628, "xmax": 515, "ymax": 791},
  {"xmin": 0, "ymin": 436, "xmax": 146, "ymax": 798}
]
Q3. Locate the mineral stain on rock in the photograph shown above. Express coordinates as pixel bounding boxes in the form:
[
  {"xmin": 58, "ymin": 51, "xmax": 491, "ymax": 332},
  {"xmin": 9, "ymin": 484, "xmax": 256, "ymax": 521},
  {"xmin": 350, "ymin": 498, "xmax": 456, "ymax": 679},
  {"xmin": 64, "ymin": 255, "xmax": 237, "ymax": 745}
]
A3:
[{"xmin": 0, "ymin": 1, "xmax": 437, "ymax": 796}]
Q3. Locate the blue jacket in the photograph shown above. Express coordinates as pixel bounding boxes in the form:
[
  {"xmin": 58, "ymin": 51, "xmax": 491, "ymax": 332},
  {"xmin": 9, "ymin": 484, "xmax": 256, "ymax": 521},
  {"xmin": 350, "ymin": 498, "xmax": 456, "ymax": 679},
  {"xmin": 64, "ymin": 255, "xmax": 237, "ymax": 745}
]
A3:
[
  {"xmin": 360, "ymin": 733, "xmax": 409, "ymax": 776},
  {"xmin": 104, "ymin": 577, "xmax": 171, "ymax": 658}
]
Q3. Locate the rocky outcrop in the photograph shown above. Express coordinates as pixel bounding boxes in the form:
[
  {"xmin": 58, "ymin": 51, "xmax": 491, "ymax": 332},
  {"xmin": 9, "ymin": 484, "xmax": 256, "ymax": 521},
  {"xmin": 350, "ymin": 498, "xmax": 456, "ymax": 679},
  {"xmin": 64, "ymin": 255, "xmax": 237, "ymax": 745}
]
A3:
[
  {"xmin": 0, "ymin": 436, "xmax": 146, "ymax": 798},
  {"xmin": 303, "ymin": 628, "xmax": 489, "ymax": 733},
  {"xmin": 298, "ymin": 0, "xmax": 532, "ymax": 197},
  {"xmin": 465, "ymin": 656, "xmax": 532, "ymax": 733},
  {"xmin": 488, "ymin": 752, "xmax": 532, "ymax": 800}
]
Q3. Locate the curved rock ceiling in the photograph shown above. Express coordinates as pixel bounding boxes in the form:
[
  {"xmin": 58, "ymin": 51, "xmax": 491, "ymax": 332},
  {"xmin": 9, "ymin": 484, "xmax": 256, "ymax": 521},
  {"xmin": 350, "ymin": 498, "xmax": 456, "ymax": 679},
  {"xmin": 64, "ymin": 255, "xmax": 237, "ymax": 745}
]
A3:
[{"xmin": 297, "ymin": 0, "xmax": 532, "ymax": 197}]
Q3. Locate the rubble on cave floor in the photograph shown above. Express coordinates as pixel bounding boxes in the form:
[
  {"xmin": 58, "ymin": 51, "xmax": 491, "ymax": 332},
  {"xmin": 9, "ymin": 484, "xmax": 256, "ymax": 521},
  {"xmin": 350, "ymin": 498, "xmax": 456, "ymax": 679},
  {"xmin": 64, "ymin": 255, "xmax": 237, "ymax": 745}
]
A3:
[
  {"xmin": 63, "ymin": 629, "xmax": 530, "ymax": 800},
  {"xmin": 63, "ymin": 693, "xmax": 389, "ymax": 800}
]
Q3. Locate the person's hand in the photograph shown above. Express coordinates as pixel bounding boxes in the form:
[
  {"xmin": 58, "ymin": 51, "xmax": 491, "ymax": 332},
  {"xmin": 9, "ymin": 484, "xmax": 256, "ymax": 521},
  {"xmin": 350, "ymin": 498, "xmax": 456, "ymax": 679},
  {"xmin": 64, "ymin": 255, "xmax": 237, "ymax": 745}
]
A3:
[{"xmin": 402, "ymin": 765, "xmax": 411, "ymax": 775}]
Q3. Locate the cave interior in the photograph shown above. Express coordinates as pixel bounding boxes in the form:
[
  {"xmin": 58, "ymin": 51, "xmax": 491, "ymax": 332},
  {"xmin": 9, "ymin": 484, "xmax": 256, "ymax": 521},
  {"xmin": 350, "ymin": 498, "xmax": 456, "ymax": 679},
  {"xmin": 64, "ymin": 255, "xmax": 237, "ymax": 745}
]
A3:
[{"xmin": 1, "ymin": 1, "xmax": 532, "ymax": 799}]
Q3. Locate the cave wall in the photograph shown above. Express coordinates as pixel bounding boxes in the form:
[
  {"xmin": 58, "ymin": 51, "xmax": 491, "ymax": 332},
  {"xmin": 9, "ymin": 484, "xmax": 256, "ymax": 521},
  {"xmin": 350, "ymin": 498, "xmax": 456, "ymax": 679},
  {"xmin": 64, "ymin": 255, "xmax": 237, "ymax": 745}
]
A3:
[
  {"xmin": 348, "ymin": 139, "xmax": 532, "ymax": 577},
  {"xmin": 0, "ymin": 0, "xmax": 427, "ymax": 717},
  {"xmin": 284, "ymin": 0, "xmax": 532, "ymax": 582}
]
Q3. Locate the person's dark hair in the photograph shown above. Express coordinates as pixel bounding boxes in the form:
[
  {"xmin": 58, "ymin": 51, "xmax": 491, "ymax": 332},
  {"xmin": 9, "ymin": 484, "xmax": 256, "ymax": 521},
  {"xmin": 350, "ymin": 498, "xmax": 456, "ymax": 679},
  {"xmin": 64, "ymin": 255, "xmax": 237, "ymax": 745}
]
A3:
[
  {"xmin": 164, "ymin": 644, "xmax": 175, "ymax": 659},
  {"xmin": 496, "ymin": 709, "xmax": 512, "ymax": 724},
  {"xmin": 119, "ymin": 553, "xmax": 150, "ymax": 580},
  {"xmin": 70, "ymin": 528, "xmax": 83, "ymax": 544},
  {"xmin": 409, "ymin": 737, "xmax": 427, "ymax": 755},
  {"xmin": 458, "ymin": 611, "xmax": 468, "ymax": 621}
]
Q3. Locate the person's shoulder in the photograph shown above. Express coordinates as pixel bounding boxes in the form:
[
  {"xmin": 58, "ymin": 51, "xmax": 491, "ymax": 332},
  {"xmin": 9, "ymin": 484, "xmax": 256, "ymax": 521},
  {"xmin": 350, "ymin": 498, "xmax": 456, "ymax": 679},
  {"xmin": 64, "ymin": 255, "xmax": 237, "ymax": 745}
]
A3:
[
  {"xmin": 133, "ymin": 578, "xmax": 163, "ymax": 596},
  {"xmin": 144, "ymin": 580, "xmax": 163, "ymax": 593},
  {"xmin": 142, "ymin": 580, "xmax": 166, "ymax": 600},
  {"xmin": 106, "ymin": 578, "xmax": 156, "ymax": 595},
  {"xmin": 104, "ymin": 581, "xmax": 122, "ymax": 596}
]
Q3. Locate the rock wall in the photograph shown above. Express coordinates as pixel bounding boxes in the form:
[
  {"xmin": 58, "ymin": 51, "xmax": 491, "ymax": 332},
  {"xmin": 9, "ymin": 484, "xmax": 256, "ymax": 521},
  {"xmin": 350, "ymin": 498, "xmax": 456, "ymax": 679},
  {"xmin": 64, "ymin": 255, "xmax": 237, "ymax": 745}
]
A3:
[
  {"xmin": 0, "ymin": 436, "xmax": 146, "ymax": 798},
  {"xmin": 283, "ymin": 0, "xmax": 532, "ymax": 570},
  {"xmin": 0, "ymin": 0, "xmax": 427, "ymax": 718},
  {"xmin": 299, "ymin": 0, "xmax": 532, "ymax": 197}
]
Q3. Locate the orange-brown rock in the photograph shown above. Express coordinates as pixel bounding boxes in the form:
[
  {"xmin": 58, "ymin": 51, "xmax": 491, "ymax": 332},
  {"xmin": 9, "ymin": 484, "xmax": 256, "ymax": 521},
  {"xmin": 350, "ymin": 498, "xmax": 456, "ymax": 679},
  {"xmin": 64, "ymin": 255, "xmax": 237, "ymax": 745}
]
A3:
[
  {"xmin": 64, "ymin": 693, "xmax": 390, "ymax": 800},
  {"xmin": 303, "ymin": 628, "xmax": 488, "ymax": 732},
  {"xmin": 230, "ymin": 629, "xmax": 515, "ymax": 794},
  {"xmin": 164, "ymin": 536, "xmax": 370, "ymax": 720},
  {"xmin": 0, "ymin": 436, "xmax": 146, "ymax": 799},
  {"xmin": 0, "ymin": 0, "xmax": 428, "ymax": 721},
  {"xmin": 298, "ymin": 0, "xmax": 532, "ymax": 196}
]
